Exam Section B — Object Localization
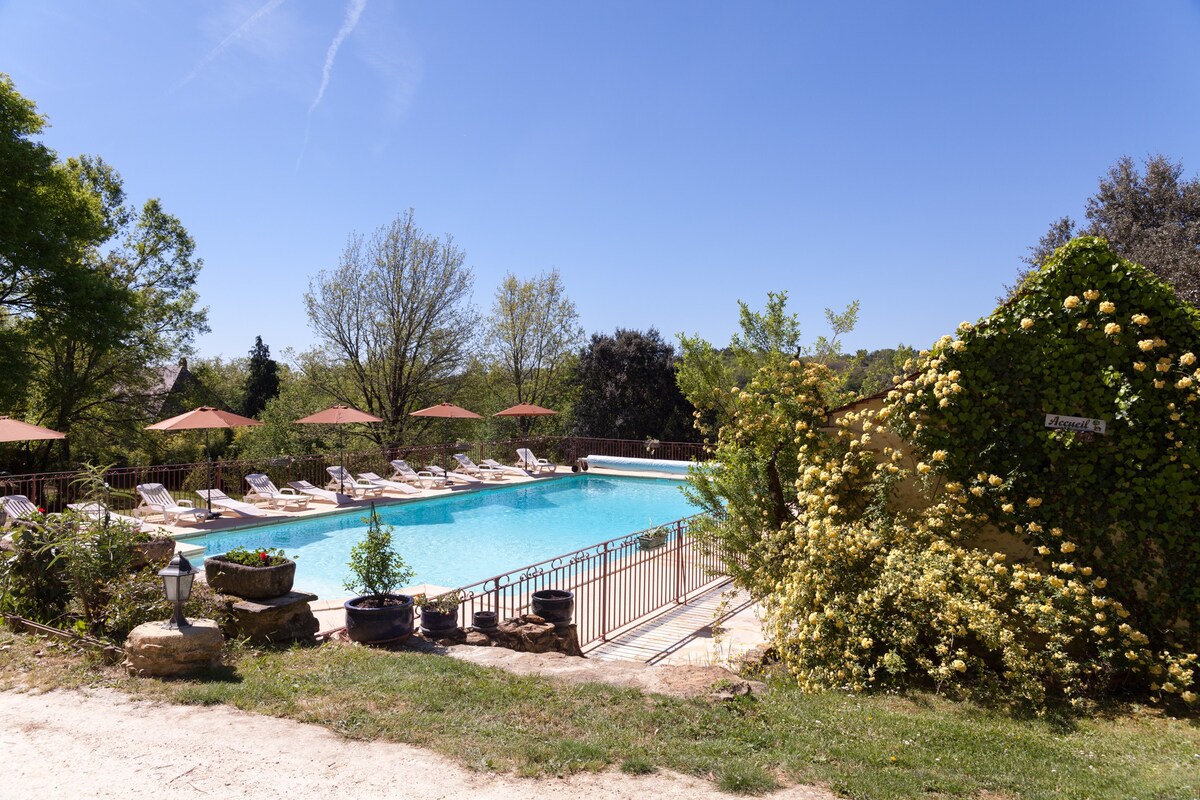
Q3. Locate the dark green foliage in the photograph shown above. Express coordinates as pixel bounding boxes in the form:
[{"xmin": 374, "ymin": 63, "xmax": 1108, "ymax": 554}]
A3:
[
  {"xmin": 0, "ymin": 524, "xmax": 70, "ymax": 623},
  {"xmin": 899, "ymin": 237, "xmax": 1200, "ymax": 653},
  {"xmin": 1022, "ymin": 155, "xmax": 1200, "ymax": 304},
  {"xmin": 571, "ymin": 328, "xmax": 698, "ymax": 441},
  {"xmin": 242, "ymin": 336, "xmax": 280, "ymax": 418}
]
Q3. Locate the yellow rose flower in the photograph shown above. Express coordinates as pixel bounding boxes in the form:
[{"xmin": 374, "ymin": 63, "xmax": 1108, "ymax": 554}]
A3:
[
  {"xmin": 1063, "ymin": 296, "xmax": 1080, "ymax": 309},
  {"xmin": 1061, "ymin": 542, "xmax": 1076, "ymax": 553},
  {"xmin": 1104, "ymin": 323, "xmax": 1121, "ymax": 336},
  {"xmin": 1099, "ymin": 301, "xmax": 1116, "ymax": 313},
  {"xmin": 1083, "ymin": 289, "xmax": 1100, "ymax": 301},
  {"xmin": 1020, "ymin": 317, "xmax": 1034, "ymax": 330},
  {"xmin": 932, "ymin": 450, "xmax": 947, "ymax": 461},
  {"xmin": 1133, "ymin": 361, "xmax": 1147, "ymax": 372},
  {"xmin": 1138, "ymin": 339, "xmax": 1156, "ymax": 351},
  {"xmin": 1182, "ymin": 352, "xmax": 1197, "ymax": 366},
  {"xmin": 1177, "ymin": 377, "xmax": 1194, "ymax": 389},
  {"xmin": 1027, "ymin": 497, "xmax": 1042, "ymax": 507},
  {"xmin": 1001, "ymin": 503, "xmax": 1014, "ymax": 513},
  {"xmin": 988, "ymin": 475, "xmax": 1003, "ymax": 486},
  {"xmin": 1131, "ymin": 313, "xmax": 1150, "ymax": 325}
]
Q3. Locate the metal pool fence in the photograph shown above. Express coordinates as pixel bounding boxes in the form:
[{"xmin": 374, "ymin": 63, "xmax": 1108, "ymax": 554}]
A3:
[
  {"xmin": 0, "ymin": 436, "xmax": 712, "ymax": 515},
  {"xmin": 438, "ymin": 514, "xmax": 728, "ymax": 650}
]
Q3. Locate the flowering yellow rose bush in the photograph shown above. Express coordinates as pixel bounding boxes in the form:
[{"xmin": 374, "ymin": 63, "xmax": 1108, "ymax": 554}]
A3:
[{"xmin": 688, "ymin": 237, "xmax": 1198, "ymax": 708}]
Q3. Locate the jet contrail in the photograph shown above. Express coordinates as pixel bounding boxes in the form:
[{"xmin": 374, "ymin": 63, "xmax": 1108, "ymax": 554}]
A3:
[
  {"xmin": 174, "ymin": 0, "xmax": 289, "ymax": 90},
  {"xmin": 308, "ymin": 0, "xmax": 367, "ymax": 115}
]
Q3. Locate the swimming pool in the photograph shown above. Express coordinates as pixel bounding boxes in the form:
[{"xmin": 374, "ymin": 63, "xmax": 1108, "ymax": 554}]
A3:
[{"xmin": 179, "ymin": 475, "xmax": 699, "ymax": 600}]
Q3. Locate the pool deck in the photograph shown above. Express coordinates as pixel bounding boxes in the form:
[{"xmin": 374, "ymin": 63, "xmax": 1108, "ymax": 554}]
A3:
[{"xmin": 149, "ymin": 463, "xmax": 765, "ymax": 667}]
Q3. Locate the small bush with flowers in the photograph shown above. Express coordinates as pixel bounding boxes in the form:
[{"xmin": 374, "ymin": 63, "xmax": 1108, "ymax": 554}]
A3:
[
  {"xmin": 221, "ymin": 547, "xmax": 292, "ymax": 568},
  {"xmin": 689, "ymin": 237, "xmax": 1198, "ymax": 708}
]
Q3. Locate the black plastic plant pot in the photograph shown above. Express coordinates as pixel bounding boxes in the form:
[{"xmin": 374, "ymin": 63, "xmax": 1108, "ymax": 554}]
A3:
[
  {"xmin": 472, "ymin": 610, "xmax": 498, "ymax": 630},
  {"xmin": 420, "ymin": 605, "xmax": 460, "ymax": 637},
  {"xmin": 531, "ymin": 589, "xmax": 574, "ymax": 627},
  {"xmin": 343, "ymin": 594, "xmax": 415, "ymax": 644}
]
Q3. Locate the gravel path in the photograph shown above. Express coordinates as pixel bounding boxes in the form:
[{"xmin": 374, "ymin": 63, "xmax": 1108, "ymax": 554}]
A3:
[{"xmin": 0, "ymin": 689, "xmax": 836, "ymax": 800}]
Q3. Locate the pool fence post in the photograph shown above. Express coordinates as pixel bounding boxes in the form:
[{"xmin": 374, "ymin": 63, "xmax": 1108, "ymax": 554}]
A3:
[{"xmin": 600, "ymin": 540, "xmax": 610, "ymax": 642}]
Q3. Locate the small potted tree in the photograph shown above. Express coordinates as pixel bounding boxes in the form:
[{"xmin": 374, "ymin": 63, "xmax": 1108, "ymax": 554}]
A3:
[
  {"xmin": 205, "ymin": 547, "xmax": 296, "ymax": 599},
  {"xmin": 415, "ymin": 590, "xmax": 463, "ymax": 637},
  {"xmin": 343, "ymin": 503, "xmax": 416, "ymax": 644}
]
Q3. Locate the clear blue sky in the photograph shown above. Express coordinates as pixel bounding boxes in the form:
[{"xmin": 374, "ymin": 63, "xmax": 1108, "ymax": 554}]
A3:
[{"xmin": 3, "ymin": 1, "xmax": 1199, "ymax": 361}]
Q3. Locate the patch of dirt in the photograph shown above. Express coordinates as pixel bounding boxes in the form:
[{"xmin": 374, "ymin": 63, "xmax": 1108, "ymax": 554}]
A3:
[{"xmin": 0, "ymin": 688, "xmax": 837, "ymax": 799}]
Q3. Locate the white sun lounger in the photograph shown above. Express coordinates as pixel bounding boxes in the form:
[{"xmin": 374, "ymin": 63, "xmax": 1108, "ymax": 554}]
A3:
[
  {"xmin": 516, "ymin": 448, "xmax": 558, "ymax": 474},
  {"xmin": 481, "ymin": 458, "xmax": 532, "ymax": 477},
  {"xmin": 244, "ymin": 474, "xmax": 311, "ymax": 511},
  {"xmin": 389, "ymin": 459, "xmax": 444, "ymax": 489},
  {"xmin": 195, "ymin": 489, "xmax": 270, "ymax": 518},
  {"xmin": 453, "ymin": 453, "xmax": 506, "ymax": 480},
  {"xmin": 288, "ymin": 480, "xmax": 345, "ymax": 504},
  {"xmin": 67, "ymin": 502, "xmax": 150, "ymax": 531},
  {"xmin": 135, "ymin": 483, "xmax": 210, "ymax": 525},
  {"xmin": 425, "ymin": 465, "xmax": 481, "ymax": 485},
  {"xmin": 325, "ymin": 466, "xmax": 385, "ymax": 498},
  {"xmin": 358, "ymin": 472, "xmax": 420, "ymax": 495},
  {"xmin": 2, "ymin": 495, "xmax": 47, "ymax": 530}
]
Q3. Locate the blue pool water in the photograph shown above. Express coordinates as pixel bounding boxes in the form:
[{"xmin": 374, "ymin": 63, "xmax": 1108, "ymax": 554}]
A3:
[{"xmin": 179, "ymin": 475, "xmax": 699, "ymax": 600}]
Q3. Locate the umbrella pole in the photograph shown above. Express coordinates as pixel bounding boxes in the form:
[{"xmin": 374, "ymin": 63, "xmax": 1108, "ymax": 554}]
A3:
[
  {"xmin": 205, "ymin": 428, "xmax": 213, "ymax": 517},
  {"xmin": 339, "ymin": 423, "xmax": 346, "ymax": 494}
]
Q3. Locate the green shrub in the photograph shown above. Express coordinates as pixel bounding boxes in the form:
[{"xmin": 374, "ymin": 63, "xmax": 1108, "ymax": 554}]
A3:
[{"xmin": 344, "ymin": 503, "xmax": 414, "ymax": 597}]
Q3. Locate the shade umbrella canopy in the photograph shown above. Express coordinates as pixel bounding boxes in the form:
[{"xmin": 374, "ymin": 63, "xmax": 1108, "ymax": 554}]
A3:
[
  {"xmin": 146, "ymin": 406, "xmax": 262, "ymax": 431},
  {"xmin": 295, "ymin": 405, "xmax": 383, "ymax": 425},
  {"xmin": 294, "ymin": 406, "xmax": 383, "ymax": 498},
  {"xmin": 0, "ymin": 416, "xmax": 67, "ymax": 442},
  {"xmin": 493, "ymin": 403, "xmax": 558, "ymax": 417},
  {"xmin": 410, "ymin": 402, "xmax": 483, "ymax": 419},
  {"xmin": 146, "ymin": 406, "xmax": 262, "ymax": 517},
  {"xmin": 409, "ymin": 403, "xmax": 482, "ymax": 470}
]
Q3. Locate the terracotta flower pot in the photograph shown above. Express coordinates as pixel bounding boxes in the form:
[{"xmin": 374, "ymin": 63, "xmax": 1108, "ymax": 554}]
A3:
[{"xmin": 204, "ymin": 554, "xmax": 296, "ymax": 599}]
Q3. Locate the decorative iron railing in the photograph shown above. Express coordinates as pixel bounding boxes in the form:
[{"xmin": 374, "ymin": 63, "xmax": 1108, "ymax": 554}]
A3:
[
  {"xmin": 439, "ymin": 514, "xmax": 727, "ymax": 649},
  {"xmin": 0, "ymin": 436, "xmax": 712, "ymax": 515}
]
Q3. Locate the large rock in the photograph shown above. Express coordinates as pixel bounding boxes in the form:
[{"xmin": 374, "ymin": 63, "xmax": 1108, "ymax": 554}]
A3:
[
  {"xmin": 125, "ymin": 619, "xmax": 224, "ymax": 677},
  {"xmin": 219, "ymin": 591, "xmax": 319, "ymax": 645},
  {"xmin": 428, "ymin": 614, "xmax": 582, "ymax": 657}
]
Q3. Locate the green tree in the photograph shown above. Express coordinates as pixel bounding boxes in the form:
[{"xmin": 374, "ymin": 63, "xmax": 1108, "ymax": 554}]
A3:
[
  {"xmin": 571, "ymin": 328, "xmax": 697, "ymax": 441},
  {"xmin": 242, "ymin": 336, "xmax": 280, "ymax": 418},
  {"xmin": 302, "ymin": 210, "xmax": 478, "ymax": 448},
  {"xmin": 0, "ymin": 74, "xmax": 109, "ymax": 411},
  {"xmin": 1020, "ymin": 155, "xmax": 1200, "ymax": 304},
  {"xmin": 19, "ymin": 156, "xmax": 208, "ymax": 466},
  {"xmin": 487, "ymin": 269, "xmax": 584, "ymax": 434},
  {"xmin": 677, "ymin": 292, "xmax": 858, "ymax": 438}
]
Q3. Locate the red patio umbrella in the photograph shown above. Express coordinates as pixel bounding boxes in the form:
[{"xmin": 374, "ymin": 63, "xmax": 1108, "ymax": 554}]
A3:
[
  {"xmin": 146, "ymin": 406, "xmax": 262, "ymax": 518},
  {"xmin": 492, "ymin": 403, "xmax": 558, "ymax": 418},
  {"xmin": 0, "ymin": 416, "xmax": 67, "ymax": 443},
  {"xmin": 494, "ymin": 402, "xmax": 558, "ymax": 446},
  {"xmin": 409, "ymin": 402, "xmax": 482, "ymax": 469},
  {"xmin": 294, "ymin": 405, "xmax": 383, "ymax": 496}
]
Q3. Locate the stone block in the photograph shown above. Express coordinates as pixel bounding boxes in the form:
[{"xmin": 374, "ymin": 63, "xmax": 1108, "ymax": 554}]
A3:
[
  {"xmin": 221, "ymin": 591, "xmax": 319, "ymax": 645},
  {"xmin": 125, "ymin": 619, "xmax": 224, "ymax": 677}
]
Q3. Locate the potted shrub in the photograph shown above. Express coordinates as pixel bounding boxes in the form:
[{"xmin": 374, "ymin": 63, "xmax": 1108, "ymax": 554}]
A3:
[
  {"xmin": 205, "ymin": 547, "xmax": 296, "ymax": 599},
  {"xmin": 416, "ymin": 590, "xmax": 463, "ymax": 637},
  {"xmin": 343, "ymin": 503, "xmax": 416, "ymax": 644},
  {"xmin": 531, "ymin": 588, "xmax": 574, "ymax": 627},
  {"xmin": 638, "ymin": 525, "xmax": 669, "ymax": 551}
]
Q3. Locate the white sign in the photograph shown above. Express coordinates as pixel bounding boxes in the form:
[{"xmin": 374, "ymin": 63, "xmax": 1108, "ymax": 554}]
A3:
[{"xmin": 1044, "ymin": 414, "xmax": 1107, "ymax": 434}]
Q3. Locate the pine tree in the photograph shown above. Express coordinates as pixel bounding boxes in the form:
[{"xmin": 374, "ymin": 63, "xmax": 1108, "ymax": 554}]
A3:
[{"xmin": 242, "ymin": 336, "xmax": 280, "ymax": 418}]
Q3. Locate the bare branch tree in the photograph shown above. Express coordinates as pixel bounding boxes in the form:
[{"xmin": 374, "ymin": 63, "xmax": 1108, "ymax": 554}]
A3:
[{"xmin": 303, "ymin": 210, "xmax": 478, "ymax": 447}]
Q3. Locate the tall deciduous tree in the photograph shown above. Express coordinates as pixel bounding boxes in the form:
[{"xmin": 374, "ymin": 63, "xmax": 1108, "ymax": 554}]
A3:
[
  {"xmin": 21, "ymin": 155, "xmax": 209, "ymax": 465},
  {"xmin": 303, "ymin": 210, "xmax": 478, "ymax": 447},
  {"xmin": 571, "ymin": 328, "xmax": 697, "ymax": 442},
  {"xmin": 242, "ymin": 336, "xmax": 280, "ymax": 418},
  {"xmin": 1020, "ymin": 155, "xmax": 1200, "ymax": 304},
  {"xmin": 0, "ymin": 75, "xmax": 109, "ymax": 411},
  {"xmin": 488, "ymin": 269, "xmax": 584, "ymax": 433}
]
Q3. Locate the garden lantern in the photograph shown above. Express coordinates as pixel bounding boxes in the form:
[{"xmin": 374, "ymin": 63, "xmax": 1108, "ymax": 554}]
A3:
[{"xmin": 158, "ymin": 553, "xmax": 199, "ymax": 630}]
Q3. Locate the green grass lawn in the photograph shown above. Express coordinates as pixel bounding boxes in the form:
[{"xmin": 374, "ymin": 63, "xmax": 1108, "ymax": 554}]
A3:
[{"xmin": 1, "ymin": 631, "xmax": 1196, "ymax": 799}]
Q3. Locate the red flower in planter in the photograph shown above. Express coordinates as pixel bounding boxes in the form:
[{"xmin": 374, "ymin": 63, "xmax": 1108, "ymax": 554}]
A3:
[{"xmin": 37, "ymin": 507, "xmax": 45, "ymax": 514}]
